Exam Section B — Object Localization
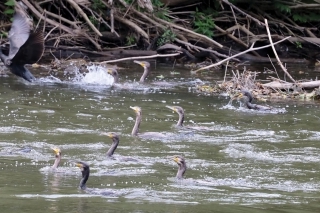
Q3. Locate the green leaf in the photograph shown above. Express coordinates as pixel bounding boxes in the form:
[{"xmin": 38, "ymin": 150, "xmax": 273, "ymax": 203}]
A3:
[
  {"xmin": 5, "ymin": 0, "xmax": 15, "ymax": 6},
  {"xmin": 4, "ymin": 9, "xmax": 15, "ymax": 14}
]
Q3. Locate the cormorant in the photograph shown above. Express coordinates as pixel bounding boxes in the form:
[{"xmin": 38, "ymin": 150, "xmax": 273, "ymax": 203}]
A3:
[
  {"xmin": 76, "ymin": 161, "xmax": 115, "ymax": 196},
  {"xmin": 173, "ymin": 155, "xmax": 186, "ymax": 179},
  {"xmin": 133, "ymin": 60, "xmax": 150, "ymax": 82},
  {"xmin": 130, "ymin": 106, "xmax": 166, "ymax": 138},
  {"xmin": 130, "ymin": 106, "xmax": 142, "ymax": 136},
  {"xmin": 51, "ymin": 148, "xmax": 61, "ymax": 169},
  {"xmin": 76, "ymin": 161, "xmax": 90, "ymax": 190},
  {"xmin": 237, "ymin": 90, "xmax": 272, "ymax": 111},
  {"xmin": 104, "ymin": 132, "xmax": 119, "ymax": 157},
  {"xmin": 0, "ymin": 3, "xmax": 44, "ymax": 82},
  {"xmin": 107, "ymin": 68, "xmax": 119, "ymax": 84},
  {"xmin": 166, "ymin": 106, "xmax": 185, "ymax": 127}
]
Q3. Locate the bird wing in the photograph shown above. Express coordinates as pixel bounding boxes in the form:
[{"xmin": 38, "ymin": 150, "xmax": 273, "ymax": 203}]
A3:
[
  {"xmin": 11, "ymin": 31, "xmax": 44, "ymax": 65},
  {"xmin": 7, "ymin": 5, "xmax": 32, "ymax": 60}
]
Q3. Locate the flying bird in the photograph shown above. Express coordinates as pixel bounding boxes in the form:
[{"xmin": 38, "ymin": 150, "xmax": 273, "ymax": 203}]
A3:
[{"xmin": 0, "ymin": 3, "xmax": 44, "ymax": 82}]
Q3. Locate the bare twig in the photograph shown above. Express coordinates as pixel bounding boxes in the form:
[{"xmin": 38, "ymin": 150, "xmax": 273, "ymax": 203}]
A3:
[
  {"xmin": 99, "ymin": 53, "xmax": 181, "ymax": 64},
  {"xmin": 222, "ymin": 0, "xmax": 265, "ymax": 26},
  {"xmin": 174, "ymin": 38, "xmax": 239, "ymax": 61},
  {"xmin": 265, "ymin": 19, "xmax": 295, "ymax": 83},
  {"xmin": 66, "ymin": 0, "xmax": 102, "ymax": 36},
  {"xmin": 193, "ymin": 36, "xmax": 291, "ymax": 73}
]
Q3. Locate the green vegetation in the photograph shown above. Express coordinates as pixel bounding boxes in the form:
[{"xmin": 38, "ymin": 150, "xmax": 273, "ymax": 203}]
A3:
[
  {"xmin": 193, "ymin": 8, "xmax": 215, "ymax": 38},
  {"xmin": 4, "ymin": 0, "xmax": 15, "ymax": 15},
  {"xmin": 92, "ymin": 0, "xmax": 105, "ymax": 10},
  {"xmin": 126, "ymin": 35, "xmax": 136, "ymax": 46},
  {"xmin": 157, "ymin": 28, "xmax": 176, "ymax": 47}
]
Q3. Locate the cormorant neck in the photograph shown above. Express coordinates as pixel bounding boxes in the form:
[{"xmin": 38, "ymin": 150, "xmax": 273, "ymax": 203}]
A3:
[
  {"xmin": 243, "ymin": 91, "xmax": 253, "ymax": 103},
  {"xmin": 0, "ymin": 49, "xmax": 9, "ymax": 65},
  {"xmin": 52, "ymin": 154, "xmax": 61, "ymax": 169},
  {"xmin": 139, "ymin": 67, "xmax": 149, "ymax": 82},
  {"xmin": 79, "ymin": 167, "xmax": 90, "ymax": 190},
  {"xmin": 131, "ymin": 113, "xmax": 141, "ymax": 136},
  {"xmin": 113, "ymin": 74, "xmax": 119, "ymax": 83},
  {"xmin": 177, "ymin": 112, "xmax": 184, "ymax": 127},
  {"xmin": 176, "ymin": 163, "xmax": 186, "ymax": 179},
  {"xmin": 106, "ymin": 137, "xmax": 119, "ymax": 157}
]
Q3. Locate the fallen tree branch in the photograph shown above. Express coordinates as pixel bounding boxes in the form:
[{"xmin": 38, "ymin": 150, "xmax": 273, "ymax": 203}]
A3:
[
  {"xmin": 66, "ymin": 0, "xmax": 102, "ymax": 36},
  {"xmin": 193, "ymin": 36, "xmax": 291, "ymax": 73},
  {"xmin": 265, "ymin": 19, "xmax": 295, "ymax": 83},
  {"xmin": 222, "ymin": 0, "xmax": 265, "ymax": 26},
  {"xmin": 174, "ymin": 38, "xmax": 239, "ymax": 61},
  {"xmin": 263, "ymin": 80, "xmax": 320, "ymax": 90},
  {"xmin": 99, "ymin": 52, "xmax": 181, "ymax": 64},
  {"xmin": 22, "ymin": 0, "xmax": 75, "ymax": 35},
  {"xmin": 114, "ymin": 15, "xmax": 149, "ymax": 41}
]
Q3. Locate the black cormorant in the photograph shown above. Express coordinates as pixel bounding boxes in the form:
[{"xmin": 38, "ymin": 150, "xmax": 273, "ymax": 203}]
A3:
[
  {"xmin": 76, "ymin": 161, "xmax": 115, "ymax": 196},
  {"xmin": 76, "ymin": 161, "xmax": 90, "ymax": 190},
  {"xmin": 237, "ymin": 90, "xmax": 272, "ymax": 111},
  {"xmin": 0, "ymin": 3, "xmax": 44, "ymax": 82},
  {"xmin": 104, "ymin": 132, "xmax": 119, "ymax": 157}
]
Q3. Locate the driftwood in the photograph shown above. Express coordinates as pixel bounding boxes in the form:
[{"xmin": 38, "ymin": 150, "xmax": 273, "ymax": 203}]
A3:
[
  {"xmin": 263, "ymin": 81, "xmax": 320, "ymax": 90},
  {"xmin": 1, "ymin": 0, "xmax": 319, "ymax": 67}
]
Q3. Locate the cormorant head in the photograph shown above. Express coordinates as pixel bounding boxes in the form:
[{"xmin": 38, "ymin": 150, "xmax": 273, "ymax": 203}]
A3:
[
  {"xmin": 130, "ymin": 106, "xmax": 142, "ymax": 116},
  {"xmin": 106, "ymin": 132, "xmax": 119, "ymax": 141},
  {"xmin": 173, "ymin": 155, "xmax": 185, "ymax": 166},
  {"xmin": 52, "ymin": 148, "xmax": 61, "ymax": 158},
  {"xmin": 133, "ymin": 60, "xmax": 150, "ymax": 69},
  {"xmin": 76, "ymin": 161, "xmax": 89, "ymax": 171},
  {"xmin": 166, "ymin": 105, "xmax": 184, "ymax": 115},
  {"xmin": 107, "ymin": 68, "xmax": 118, "ymax": 79},
  {"xmin": 237, "ymin": 89, "xmax": 253, "ymax": 103}
]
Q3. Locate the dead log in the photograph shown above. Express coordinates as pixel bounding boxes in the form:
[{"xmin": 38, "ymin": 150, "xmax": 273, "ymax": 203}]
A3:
[{"xmin": 263, "ymin": 80, "xmax": 320, "ymax": 90}]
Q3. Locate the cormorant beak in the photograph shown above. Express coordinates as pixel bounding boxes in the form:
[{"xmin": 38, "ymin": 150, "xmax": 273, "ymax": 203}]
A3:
[
  {"xmin": 173, "ymin": 156, "xmax": 180, "ymax": 164},
  {"xmin": 166, "ymin": 105, "xmax": 177, "ymax": 113},
  {"xmin": 130, "ymin": 106, "xmax": 139, "ymax": 113},
  {"xmin": 52, "ymin": 148, "xmax": 60, "ymax": 156},
  {"xmin": 107, "ymin": 68, "xmax": 113, "ymax": 75},
  {"xmin": 105, "ymin": 132, "xmax": 114, "ymax": 138},
  {"xmin": 232, "ymin": 92, "xmax": 243, "ymax": 100},
  {"xmin": 133, "ymin": 60, "xmax": 145, "ymax": 68},
  {"xmin": 76, "ymin": 162, "xmax": 83, "ymax": 169}
]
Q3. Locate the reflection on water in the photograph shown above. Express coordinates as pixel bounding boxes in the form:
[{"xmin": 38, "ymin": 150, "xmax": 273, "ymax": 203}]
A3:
[{"xmin": 1, "ymin": 64, "xmax": 320, "ymax": 212}]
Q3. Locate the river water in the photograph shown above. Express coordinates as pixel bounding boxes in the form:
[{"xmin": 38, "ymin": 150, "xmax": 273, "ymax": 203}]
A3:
[{"xmin": 1, "ymin": 62, "xmax": 320, "ymax": 213}]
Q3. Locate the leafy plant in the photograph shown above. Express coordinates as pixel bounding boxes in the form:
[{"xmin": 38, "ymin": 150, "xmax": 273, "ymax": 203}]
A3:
[
  {"xmin": 89, "ymin": 16, "xmax": 98, "ymax": 27},
  {"xmin": 154, "ymin": 8, "xmax": 170, "ymax": 21},
  {"xmin": 4, "ymin": 0, "xmax": 15, "ymax": 15},
  {"xmin": 126, "ymin": 35, "xmax": 136, "ymax": 46},
  {"xmin": 273, "ymin": 1, "xmax": 291, "ymax": 13},
  {"xmin": 193, "ymin": 8, "xmax": 215, "ymax": 38},
  {"xmin": 150, "ymin": 0, "xmax": 170, "ymax": 21},
  {"xmin": 157, "ymin": 29, "xmax": 176, "ymax": 47},
  {"xmin": 124, "ymin": 0, "xmax": 134, "ymax": 5},
  {"xmin": 292, "ymin": 12, "xmax": 320, "ymax": 23},
  {"xmin": 151, "ymin": 0, "xmax": 164, "ymax": 8},
  {"xmin": 295, "ymin": 41, "xmax": 302, "ymax": 49},
  {"xmin": 92, "ymin": 0, "xmax": 105, "ymax": 10}
]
